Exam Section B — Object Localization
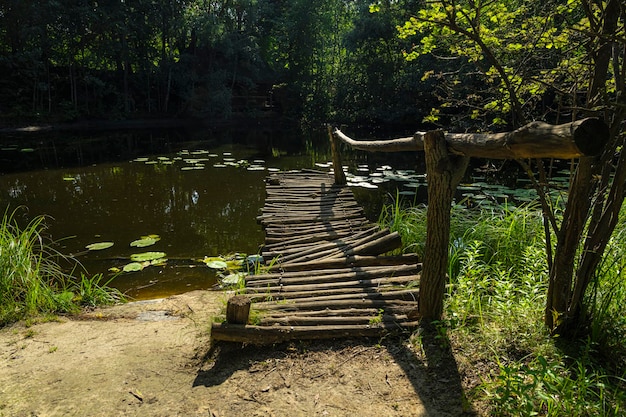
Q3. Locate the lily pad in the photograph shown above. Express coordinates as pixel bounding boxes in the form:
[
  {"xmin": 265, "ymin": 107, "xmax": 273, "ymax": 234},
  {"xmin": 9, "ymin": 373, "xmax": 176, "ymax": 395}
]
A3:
[
  {"xmin": 123, "ymin": 262, "xmax": 144, "ymax": 272},
  {"xmin": 86, "ymin": 242, "xmax": 114, "ymax": 251},
  {"xmin": 221, "ymin": 272, "xmax": 247, "ymax": 286},
  {"xmin": 150, "ymin": 258, "xmax": 168, "ymax": 266},
  {"xmin": 130, "ymin": 251, "xmax": 167, "ymax": 262},
  {"xmin": 206, "ymin": 260, "xmax": 228, "ymax": 269},
  {"xmin": 130, "ymin": 235, "xmax": 161, "ymax": 248}
]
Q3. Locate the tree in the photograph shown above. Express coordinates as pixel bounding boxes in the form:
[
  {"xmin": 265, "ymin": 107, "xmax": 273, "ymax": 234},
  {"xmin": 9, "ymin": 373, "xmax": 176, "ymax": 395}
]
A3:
[{"xmin": 392, "ymin": 0, "xmax": 626, "ymax": 333}]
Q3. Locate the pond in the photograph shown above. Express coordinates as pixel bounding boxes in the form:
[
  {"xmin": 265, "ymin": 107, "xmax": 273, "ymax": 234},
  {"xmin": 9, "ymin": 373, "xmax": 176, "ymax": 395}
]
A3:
[
  {"xmin": 0, "ymin": 126, "xmax": 421, "ymax": 299},
  {"xmin": 0, "ymin": 126, "xmax": 567, "ymax": 300}
]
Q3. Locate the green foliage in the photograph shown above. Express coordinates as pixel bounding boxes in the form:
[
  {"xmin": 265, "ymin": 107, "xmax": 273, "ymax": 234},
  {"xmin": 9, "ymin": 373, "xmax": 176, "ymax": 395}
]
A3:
[
  {"xmin": 394, "ymin": 0, "xmax": 608, "ymax": 128},
  {"xmin": 71, "ymin": 273, "xmax": 125, "ymax": 308},
  {"xmin": 0, "ymin": 209, "xmax": 124, "ymax": 326},
  {"xmin": 0, "ymin": 0, "xmax": 436, "ymax": 125},
  {"xmin": 386, "ymin": 201, "xmax": 626, "ymax": 414},
  {"xmin": 491, "ymin": 354, "xmax": 626, "ymax": 416}
]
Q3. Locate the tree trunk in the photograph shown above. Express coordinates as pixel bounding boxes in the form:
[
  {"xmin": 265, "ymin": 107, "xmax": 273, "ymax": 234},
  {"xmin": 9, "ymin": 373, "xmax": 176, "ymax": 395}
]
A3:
[
  {"xmin": 546, "ymin": 0, "xmax": 622, "ymax": 333},
  {"xmin": 419, "ymin": 130, "xmax": 469, "ymax": 320}
]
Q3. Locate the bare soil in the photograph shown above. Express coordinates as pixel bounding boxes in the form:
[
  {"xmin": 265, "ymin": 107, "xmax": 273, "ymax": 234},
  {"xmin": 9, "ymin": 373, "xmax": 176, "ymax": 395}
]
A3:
[{"xmin": 0, "ymin": 290, "xmax": 478, "ymax": 417}]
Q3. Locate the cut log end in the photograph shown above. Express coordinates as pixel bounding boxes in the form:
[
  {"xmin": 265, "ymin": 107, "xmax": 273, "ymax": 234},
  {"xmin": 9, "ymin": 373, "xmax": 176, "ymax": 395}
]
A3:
[
  {"xmin": 226, "ymin": 295, "xmax": 251, "ymax": 324},
  {"xmin": 574, "ymin": 117, "xmax": 611, "ymax": 157}
]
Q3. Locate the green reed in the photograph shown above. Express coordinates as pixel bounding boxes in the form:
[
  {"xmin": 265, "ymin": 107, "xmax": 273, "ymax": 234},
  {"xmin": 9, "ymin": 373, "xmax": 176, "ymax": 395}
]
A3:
[
  {"xmin": 380, "ymin": 199, "xmax": 626, "ymax": 415},
  {"xmin": 0, "ymin": 208, "xmax": 124, "ymax": 326}
]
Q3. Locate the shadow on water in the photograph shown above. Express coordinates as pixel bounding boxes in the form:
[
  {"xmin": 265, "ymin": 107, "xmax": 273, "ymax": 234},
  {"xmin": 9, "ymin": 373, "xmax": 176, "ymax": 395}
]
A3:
[{"xmin": 193, "ymin": 330, "xmax": 476, "ymax": 416}]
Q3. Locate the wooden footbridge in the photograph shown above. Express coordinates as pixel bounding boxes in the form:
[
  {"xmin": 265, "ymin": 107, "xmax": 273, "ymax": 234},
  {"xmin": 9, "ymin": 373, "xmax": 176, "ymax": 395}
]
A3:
[
  {"xmin": 210, "ymin": 170, "xmax": 422, "ymax": 344},
  {"xmin": 210, "ymin": 118, "xmax": 609, "ymax": 344}
]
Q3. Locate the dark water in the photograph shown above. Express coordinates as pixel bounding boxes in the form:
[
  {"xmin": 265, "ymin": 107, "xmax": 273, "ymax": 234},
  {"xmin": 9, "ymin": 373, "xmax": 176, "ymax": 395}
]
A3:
[
  {"xmin": 2, "ymin": 126, "xmax": 539, "ymax": 300},
  {"xmin": 0, "ymin": 127, "xmax": 343, "ymax": 299}
]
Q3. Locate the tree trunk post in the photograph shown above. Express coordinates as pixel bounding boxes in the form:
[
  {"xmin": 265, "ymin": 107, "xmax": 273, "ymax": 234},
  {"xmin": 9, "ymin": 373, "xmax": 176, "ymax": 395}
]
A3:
[
  {"xmin": 328, "ymin": 124, "xmax": 346, "ymax": 185},
  {"xmin": 419, "ymin": 130, "xmax": 469, "ymax": 320},
  {"xmin": 226, "ymin": 295, "xmax": 251, "ymax": 324}
]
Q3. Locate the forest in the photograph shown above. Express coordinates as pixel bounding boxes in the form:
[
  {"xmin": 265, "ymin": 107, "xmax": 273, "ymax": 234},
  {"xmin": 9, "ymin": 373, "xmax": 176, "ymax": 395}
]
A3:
[
  {"xmin": 0, "ymin": 0, "xmax": 428, "ymax": 127},
  {"xmin": 1, "ymin": 1, "xmax": 622, "ymax": 133}
]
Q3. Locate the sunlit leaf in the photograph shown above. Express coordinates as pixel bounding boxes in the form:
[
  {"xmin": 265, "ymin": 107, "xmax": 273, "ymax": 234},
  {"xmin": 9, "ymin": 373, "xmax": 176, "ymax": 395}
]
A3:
[
  {"xmin": 203, "ymin": 256, "xmax": 224, "ymax": 263},
  {"xmin": 150, "ymin": 258, "xmax": 168, "ymax": 266},
  {"xmin": 123, "ymin": 262, "xmax": 144, "ymax": 272},
  {"xmin": 130, "ymin": 252, "xmax": 167, "ymax": 262},
  {"xmin": 225, "ymin": 259, "xmax": 243, "ymax": 270},
  {"xmin": 86, "ymin": 242, "xmax": 114, "ymax": 251},
  {"xmin": 206, "ymin": 260, "xmax": 228, "ymax": 269},
  {"xmin": 222, "ymin": 272, "xmax": 247, "ymax": 286},
  {"xmin": 130, "ymin": 235, "xmax": 160, "ymax": 247}
]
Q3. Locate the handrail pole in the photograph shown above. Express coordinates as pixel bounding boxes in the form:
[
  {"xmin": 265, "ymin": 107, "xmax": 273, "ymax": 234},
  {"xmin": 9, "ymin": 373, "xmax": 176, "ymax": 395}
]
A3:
[{"xmin": 328, "ymin": 124, "xmax": 347, "ymax": 185}]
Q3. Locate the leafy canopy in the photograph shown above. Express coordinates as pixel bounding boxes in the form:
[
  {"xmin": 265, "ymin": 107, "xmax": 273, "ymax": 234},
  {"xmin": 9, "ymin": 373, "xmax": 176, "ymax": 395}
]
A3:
[{"xmin": 391, "ymin": 0, "xmax": 611, "ymax": 128}]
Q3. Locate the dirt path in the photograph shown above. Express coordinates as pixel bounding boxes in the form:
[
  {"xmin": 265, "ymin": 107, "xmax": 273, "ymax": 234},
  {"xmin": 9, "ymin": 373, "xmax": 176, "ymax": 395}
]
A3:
[{"xmin": 0, "ymin": 291, "xmax": 473, "ymax": 417}]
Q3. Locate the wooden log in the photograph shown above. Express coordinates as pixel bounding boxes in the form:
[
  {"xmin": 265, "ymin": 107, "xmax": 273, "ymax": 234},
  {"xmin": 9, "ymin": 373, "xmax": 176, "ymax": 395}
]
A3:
[
  {"xmin": 346, "ymin": 231, "xmax": 402, "ymax": 256},
  {"xmin": 210, "ymin": 321, "xmax": 420, "ymax": 344},
  {"xmin": 247, "ymin": 263, "xmax": 420, "ymax": 283},
  {"xmin": 226, "ymin": 295, "xmax": 251, "ymax": 324},
  {"xmin": 254, "ymin": 290, "xmax": 419, "ymax": 310},
  {"xmin": 246, "ymin": 277, "xmax": 420, "ymax": 302},
  {"xmin": 253, "ymin": 298, "xmax": 417, "ymax": 311},
  {"xmin": 263, "ymin": 200, "xmax": 361, "ymax": 210},
  {"xmin": 334, "ymin": 117, "xmax": 610, "ymax": 159},
  {"xmin": 261, "ymin": 306, "xmax": 418, "ymax": 318},
  {"xmin": 258, "ymin": 212, "xmax": 365, "ymax": 226},
  {"xmin": 258, "ymin": 314, "xmax": 411, "ymax": 326},
  {"xmin": 264, "ymin": 221, "xmax": 371, "ymax": 236},
  {"xmin": 245, "ymin": 274, "xmax": 419, "ymax": 293},
  {"xmin": 266, "ymin": 254, "xmax": 421, "ymax": 272},
  {"xmin": 245, "ymin": 265, "xmax": 417, "ymax": 288},
  {"xmin": 263, "ymin": 230, "xmax": 355, "ymax": 247},
  {"xmin": 279, "ymin": 229, "xmax": 399, "ymax": 264},
  {"xmin": 271, "ymin": 226, "xmax": 381, "ymax": 262}
]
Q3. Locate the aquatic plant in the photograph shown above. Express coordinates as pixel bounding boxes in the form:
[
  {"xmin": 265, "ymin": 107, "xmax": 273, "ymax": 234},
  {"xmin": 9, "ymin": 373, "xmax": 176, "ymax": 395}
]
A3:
[{"xmin": 0, "ymin": 208, "xmax": 124, "ymax": 326}]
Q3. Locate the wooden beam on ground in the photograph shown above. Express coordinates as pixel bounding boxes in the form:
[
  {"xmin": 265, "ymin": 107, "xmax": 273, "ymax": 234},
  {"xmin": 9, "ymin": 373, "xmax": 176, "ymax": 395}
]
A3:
[{"xmin": 210, "ymin": 321, "xmax": 419, "ymax": 344}]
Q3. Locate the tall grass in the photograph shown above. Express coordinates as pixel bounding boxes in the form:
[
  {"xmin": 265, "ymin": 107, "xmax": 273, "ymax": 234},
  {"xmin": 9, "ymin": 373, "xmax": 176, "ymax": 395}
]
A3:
[
  {"xmin": 0, "ymin": 209, "xmax": 124, "ymax": 326},
  {"xmin": 380, "ymin": 198, "xmax": 626, "ymax": 415}
]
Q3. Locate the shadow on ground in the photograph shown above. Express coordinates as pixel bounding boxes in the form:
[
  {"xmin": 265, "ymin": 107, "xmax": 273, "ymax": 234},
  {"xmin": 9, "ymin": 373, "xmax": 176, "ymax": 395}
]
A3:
[{"xmin": 193, "ymin": 328, "xmax": 477, "ymax": 416}]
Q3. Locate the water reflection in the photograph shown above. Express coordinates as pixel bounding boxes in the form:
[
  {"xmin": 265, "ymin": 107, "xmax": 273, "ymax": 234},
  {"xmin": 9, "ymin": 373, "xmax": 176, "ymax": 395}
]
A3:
[
  {"xmin": 0, "ymin": 127, "xmax": 427, "ymax": 299},
  {"xmin": 0, "ymin": 128, "xmax": 325, "ymax": 299}
]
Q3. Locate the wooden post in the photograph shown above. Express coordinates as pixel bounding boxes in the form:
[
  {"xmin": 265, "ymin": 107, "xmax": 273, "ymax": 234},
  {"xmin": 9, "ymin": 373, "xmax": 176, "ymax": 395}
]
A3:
[
  {"xmin": 419, "ymin": 130, "xmax": 469, "ymax": 320},
  {"xmin": 226, "ymin": 295, "xmax": 251, "ymax": 324},
  {"xmin": 328, "ymin": 124, "xmax": 346, "ymax": 185}
]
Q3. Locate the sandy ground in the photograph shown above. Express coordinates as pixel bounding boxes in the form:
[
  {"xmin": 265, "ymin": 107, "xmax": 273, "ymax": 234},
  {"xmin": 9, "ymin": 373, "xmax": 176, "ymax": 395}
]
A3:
[{"xmin": 0, "ymin": 290, "xmax": 476, "ymax": 417}]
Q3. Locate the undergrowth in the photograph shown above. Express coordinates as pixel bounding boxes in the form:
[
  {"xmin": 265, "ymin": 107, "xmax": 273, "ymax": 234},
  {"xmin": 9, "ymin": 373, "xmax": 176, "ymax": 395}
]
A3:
[
  {"xmin": 381, "ymin": 199, "xmax": 626, "ymax": 416},
  {"xmin": 0, "ymin": 208, "xmax": 124, "ymax": 326}
]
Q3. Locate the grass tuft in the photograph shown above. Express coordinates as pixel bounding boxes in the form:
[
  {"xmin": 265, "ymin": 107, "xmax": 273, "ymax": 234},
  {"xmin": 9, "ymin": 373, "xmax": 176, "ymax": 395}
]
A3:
[
  {"xmin": 381, "ymin": 199, "xmax": 626, "ymax": 415},
  {"xmin": 0, "ymin": 208, "xmax": 124, "ymax": 326}
]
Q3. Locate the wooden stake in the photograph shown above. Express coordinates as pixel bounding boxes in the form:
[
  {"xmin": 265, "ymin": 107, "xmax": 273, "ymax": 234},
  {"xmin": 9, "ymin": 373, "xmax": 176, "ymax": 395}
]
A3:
[
  {"xmin": 328, "ymin": 124, "xmax": 347, "ymax": 185},
  {"xmin": 226, "ymin": 295, "xmax": 251, "ymax": 324}
]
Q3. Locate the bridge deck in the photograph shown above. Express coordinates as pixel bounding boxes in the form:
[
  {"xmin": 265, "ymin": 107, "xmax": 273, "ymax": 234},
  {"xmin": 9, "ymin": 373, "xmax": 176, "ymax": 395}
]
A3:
[{"xmin": 211, "ymin": 171, "xmax": 421, "ymax": 345}]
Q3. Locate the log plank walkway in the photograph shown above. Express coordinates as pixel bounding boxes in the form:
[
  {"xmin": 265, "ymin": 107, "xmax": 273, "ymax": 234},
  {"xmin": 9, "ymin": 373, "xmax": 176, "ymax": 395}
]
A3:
[{"xmin": 211, "ymin": 170, "xmax": 421, "ymax": 344}]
